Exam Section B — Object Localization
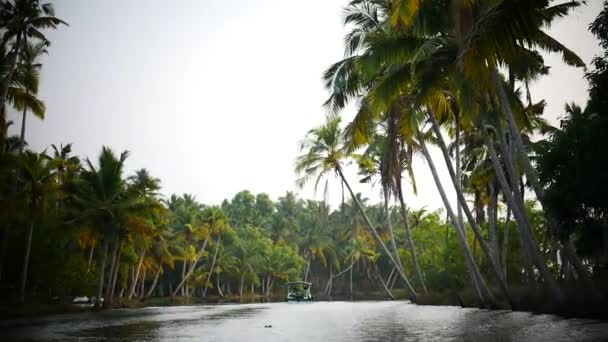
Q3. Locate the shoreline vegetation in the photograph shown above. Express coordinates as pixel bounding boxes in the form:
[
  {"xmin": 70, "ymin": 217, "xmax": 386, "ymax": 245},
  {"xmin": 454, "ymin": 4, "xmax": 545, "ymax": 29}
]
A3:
[
  {"xmin": 3, "ymin": 286, "xmax": 607, "ymax": 322},
  {"xmin": 1, "ymin": 0, "xmax": 608, "ymax": 327}
]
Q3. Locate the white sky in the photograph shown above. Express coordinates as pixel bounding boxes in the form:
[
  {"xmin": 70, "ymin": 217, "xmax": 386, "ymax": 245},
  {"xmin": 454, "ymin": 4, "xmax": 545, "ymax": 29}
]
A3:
[{"xmin": 8, "ymin": 0, "xmax": 604, "ymax": 211}]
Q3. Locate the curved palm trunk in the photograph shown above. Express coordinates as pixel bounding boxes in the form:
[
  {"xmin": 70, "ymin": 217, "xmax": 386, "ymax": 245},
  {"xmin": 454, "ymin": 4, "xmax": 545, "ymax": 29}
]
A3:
[
  {"xmin": 203, "ymin": 235, "xmax": 222, "ymax": 297},
  {"xmin": 418, "ymin": 137, "xmax": 493, "ymax": 305},
  {"xmin": 482, "ymin": 127, "xmax": 563, "ymax": 301},
  {"xmin": 491, "ymin": 69, "xmax": 595, "ymax": 295},
  {"xmin": 216, "ymin": 274, "xmax": 224, "ymax": 297},
  {"xmin": 19, "ymin": 218, "xmax": 35, "ymax": 303},
  {"xmin": 171, "ymin": 238, "xmax": 209, "ymax": 297},
  {"xmin": 397, "ymin": 184, "xmax": 427, "ymax": 293},
  {"xmin": 128, "ymin": 249, "xmax": 146, "ymax": 300},
  {"xmin": 145, "ymin": 265, "xmax": 162, "ymax": 298},
  {"xmin": 335, "ymin": 167, "xmax": 417, "ymax": 298},
  {"xmin": 428, "ymin": 113, "xmax": 512, "ymax": 307}
]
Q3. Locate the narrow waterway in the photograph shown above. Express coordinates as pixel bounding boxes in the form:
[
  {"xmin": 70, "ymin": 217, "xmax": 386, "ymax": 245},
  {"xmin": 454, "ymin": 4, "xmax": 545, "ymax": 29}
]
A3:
[{"xmin": 2, "ymin": 301, "xmax": 607, "ymax": 341}]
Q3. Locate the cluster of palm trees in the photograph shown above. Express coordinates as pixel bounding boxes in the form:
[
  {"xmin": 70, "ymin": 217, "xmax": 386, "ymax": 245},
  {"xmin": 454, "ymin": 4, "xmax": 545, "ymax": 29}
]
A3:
[{"xmin": 295, "ymin": 0, "xmax": 600, "ymax": 308}]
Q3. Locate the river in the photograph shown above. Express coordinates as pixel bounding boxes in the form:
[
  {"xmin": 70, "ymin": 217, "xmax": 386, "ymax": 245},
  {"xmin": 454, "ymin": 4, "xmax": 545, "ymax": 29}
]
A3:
[{"xmin": 2, "ymin": 301, "xmax": 607, "ymax": 341}]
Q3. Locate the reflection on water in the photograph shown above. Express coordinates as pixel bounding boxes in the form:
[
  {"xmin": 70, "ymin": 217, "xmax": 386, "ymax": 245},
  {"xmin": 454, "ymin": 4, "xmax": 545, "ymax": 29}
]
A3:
[{"xmin": 2, "ymin": 301, "xmax": 607, "ymax": 341}]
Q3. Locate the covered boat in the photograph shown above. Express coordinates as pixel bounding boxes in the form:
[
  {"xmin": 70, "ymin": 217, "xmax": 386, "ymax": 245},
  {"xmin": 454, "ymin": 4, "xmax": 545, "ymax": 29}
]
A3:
[{"xmin": 285, "ymin": 281, "xmax": 312, "ymax": 302}]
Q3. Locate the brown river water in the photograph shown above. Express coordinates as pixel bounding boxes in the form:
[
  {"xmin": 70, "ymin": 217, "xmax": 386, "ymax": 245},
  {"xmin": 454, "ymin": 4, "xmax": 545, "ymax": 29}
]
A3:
[{"xmin": 2, "ymin": 301, "xmax": 608, "ymax": 341}]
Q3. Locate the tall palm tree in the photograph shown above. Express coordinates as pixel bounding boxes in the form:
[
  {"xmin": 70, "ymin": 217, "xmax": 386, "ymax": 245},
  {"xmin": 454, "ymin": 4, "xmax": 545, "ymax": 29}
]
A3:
[
  {"xmin": 10, "ymin": 41, "xmax": 46, "ymax": 154},
  {"xmin": 0, "ymin": 0, "xmax": 66, "ymax": 139},
  {"xmin": 357, "ymin": 126, "xmax": 427, "ymax": 292},
  {"xmin": 295, "ymin": 114, "xmax": 417, "ymax": 298},
  {"xmin": 16, "ymin": 150, "xmax": 56, "ymax": 302},
  {"xmin": 70, "ymin": 147, "xmax": 143, "ymax": 309}
]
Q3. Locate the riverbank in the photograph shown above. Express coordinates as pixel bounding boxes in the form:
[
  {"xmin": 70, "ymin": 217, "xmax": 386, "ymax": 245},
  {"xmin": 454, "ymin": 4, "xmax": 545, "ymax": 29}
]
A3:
[
  {"xmin": 2, "ymin": 287, "xmax": 607, "ymax": 321},
  {"xmin": 414, "ymin": 286, "xmax": 608, "ymax": 320}
]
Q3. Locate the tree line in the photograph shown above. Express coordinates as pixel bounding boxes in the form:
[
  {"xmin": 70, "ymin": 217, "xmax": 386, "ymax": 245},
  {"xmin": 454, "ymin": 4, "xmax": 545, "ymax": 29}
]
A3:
[{"xmin": 0, "ymin": 0, "xmax": 607, "ymax": 313}]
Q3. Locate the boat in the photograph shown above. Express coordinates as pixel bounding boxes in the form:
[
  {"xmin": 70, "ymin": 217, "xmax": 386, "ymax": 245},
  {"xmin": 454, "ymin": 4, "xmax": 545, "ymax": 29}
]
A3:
[
  {"xmin": 71, "ymin": 296, "xmax": 102, "ymax": 307},
  {"xmin": 285, "ymin": 281, "xmax": 312, "ymax": 302}
]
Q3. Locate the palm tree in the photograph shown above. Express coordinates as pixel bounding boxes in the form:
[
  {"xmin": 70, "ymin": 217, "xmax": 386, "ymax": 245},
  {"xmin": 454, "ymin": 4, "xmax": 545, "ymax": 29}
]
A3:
[
  {"xmin": 16, "ymin": 150, "xmax": 56, "ymax": 302},
  {"xmin": 295, "ymin": 114, "xmax": 417, "ymax": 298},
  {"xmin": 10, "ymin": 41, "xmax": 46, "ymax": 154},
  {"xmin": 70, "ymin": 147, "xmax": 142, "ymax": 309},
  {"xmin": 358, "ymin": 121, "xmax": 428, "ymax": 292},
  {"xmin": 0, "ymin": 0, "xmax": 66, "ymax": 139},
  {"xmin": 171, "ymin": 206, "xmax": 228, "ymax": 297}
]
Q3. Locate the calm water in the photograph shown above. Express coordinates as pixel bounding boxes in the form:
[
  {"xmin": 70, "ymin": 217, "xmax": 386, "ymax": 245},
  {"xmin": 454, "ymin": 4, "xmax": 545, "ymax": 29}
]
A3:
[{"xmin": 2, "ymin": 301, "xmax": 608, "ymax": 341}]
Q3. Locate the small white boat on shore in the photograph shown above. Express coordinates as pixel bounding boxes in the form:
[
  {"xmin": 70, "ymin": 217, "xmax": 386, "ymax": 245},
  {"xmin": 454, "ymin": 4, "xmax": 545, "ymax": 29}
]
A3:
[{"xmin": 71, "ymin": 296, "xmax": 102, "ymax": 307}]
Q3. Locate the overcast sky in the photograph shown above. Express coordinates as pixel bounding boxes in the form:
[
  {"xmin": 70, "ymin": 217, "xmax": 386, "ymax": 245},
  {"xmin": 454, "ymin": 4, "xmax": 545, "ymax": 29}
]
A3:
[{"xmin": 8, "ymin": 0, "xmax": 604, "ymax": 211}]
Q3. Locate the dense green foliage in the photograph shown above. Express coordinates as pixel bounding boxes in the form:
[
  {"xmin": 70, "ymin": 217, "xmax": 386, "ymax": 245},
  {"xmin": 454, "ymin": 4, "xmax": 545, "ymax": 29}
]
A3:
[
  {"xmin": 537, "ymin": 2, "xmax": 608, "ymax": 271},
  {"xmin": 0, "ymin": 0, "xmax": 606, "ymax": 315}
]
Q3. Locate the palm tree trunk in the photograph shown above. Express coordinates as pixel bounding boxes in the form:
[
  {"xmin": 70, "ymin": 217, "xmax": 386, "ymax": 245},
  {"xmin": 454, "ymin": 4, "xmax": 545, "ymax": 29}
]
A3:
[
  {"xmin": 18, "ymin": 107, "xmax": 27, "ymax": 154},
  {"xmin": 427, "ymin": 113, "xmax": 512, "ymax": 306},
  {"xmin": 140, "ymin": 268, "xmax": 146, "ymax": 298},
  {"xmin": 335, "ymin": 166, "xmax": 418, "ymax": 298},
  {"xmin": 482, "ymin": 126, "xmax": 563, "ymax": 301},
  {"xmin": 216, "ymin": 274, "xmax": 224, "ymax": 297},
  {"xmin": 501, "ymin": 207, "xmax": 511, "ymax": 280},
  {"xmin": 418, "ymin": 136, "xmax": 492, "ymax": 304},
  {"xmin": 397, "ymin": 184, "xmax": 427, "ymax": 292},
  {"xmin": 203, "ymin": 235, "xmax": 222, "ymax": 297},
  {"xmin": 375, "ymin": 264, "xmax": 394, "ymax": 300},
  {"xmin": 384, "ymin": 191, "xmax": 406, "ymax": 280},
  {"xmin": 128, "ymin": 249, "xmax": 146, "ymax": 300},
  {"xmin": 171, "ymin": 238, "xmax": 209, "ymax": 297},
  {"xmin": 492, "ymin": 120, "xmax": 537, "ymax": 284},
  {"xmin": 455, "ymin": 112, "xmax": 464, "ymax": 230},
  {"xmin": 19, "ymin": 217, "xmax": 35, "ymax": 303},
  {"xmin": 304, "ymin": 257, "xmax": 311, "ymax": 282},
  {"xmin": 87, "ymin": 241, "xmax": 95, "ymax": 273},
  {"xmin": 239, "ymin": 273, "xmax": 245, "ymax": 298},
  {"xmin": 105, "ymin": 235, "xmax": 119, "ymax": 305},
  {"xmin": 491, "ymin": 69, "xmax": 597, "ymax": 297},
  {"xmin": 488, "ymin": 183, "xmax": 500, "ymax": 271},
  {"xmin": 109, "ymin": 241, "xmax": 123, "ymax": 301},
  {"xmin": 349, "ymin": 256, "xmax": 353, "ymax": 299},
  {"xmin": 180, "ymin": 260, "xmax": 187, "ymax": 296},
  {"xmin": 145, "ymin": 265, "xmax": 162, "ymax": 298},
  {"xmin": 95, "ymin": 238, "xmax": 109, "ymax": 309}
]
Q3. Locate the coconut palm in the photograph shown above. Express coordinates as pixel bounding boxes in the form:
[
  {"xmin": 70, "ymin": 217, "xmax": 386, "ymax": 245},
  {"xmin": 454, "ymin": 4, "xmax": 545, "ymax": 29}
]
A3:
[
  {"xmin": 70, "ymin": 147, "xmax": 145, "ymax": 309},
  {"xmin": 295, "ymin": 114, "xmax": 417, "ymax": 298},
  {"xmin": 0, "ymin": 0, "xmax": 66, "ymax": 139},
  {"xmin": 9, "ymin": 41, "xmax": 46, "ymax": 154},
  {"xmin": 16, "ymin": 150, "xmax": 57, "ymax": 302}
]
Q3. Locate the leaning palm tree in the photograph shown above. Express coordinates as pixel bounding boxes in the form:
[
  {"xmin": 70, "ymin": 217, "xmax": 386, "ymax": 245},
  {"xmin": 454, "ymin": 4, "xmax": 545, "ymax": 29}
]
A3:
[
  {"xmin": 357, "ymin": 125, "xmax": 427, "ymax": 292},
  {"xmin": 295, "ymin": 114, "xmax": 417, "ymax": 298}
]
